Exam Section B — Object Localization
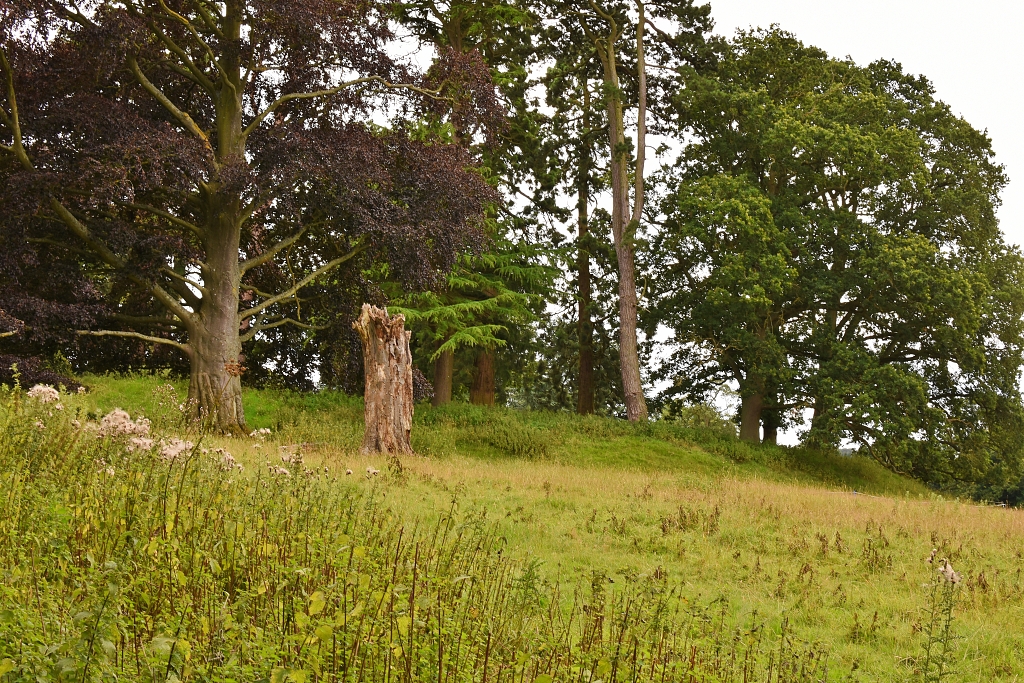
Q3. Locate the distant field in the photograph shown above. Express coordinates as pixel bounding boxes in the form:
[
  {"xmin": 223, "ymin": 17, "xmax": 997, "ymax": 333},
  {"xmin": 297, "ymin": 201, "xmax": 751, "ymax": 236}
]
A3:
[{"xmin": 2, "ymin": 374, "xmax": 1022, "ymax": 681}]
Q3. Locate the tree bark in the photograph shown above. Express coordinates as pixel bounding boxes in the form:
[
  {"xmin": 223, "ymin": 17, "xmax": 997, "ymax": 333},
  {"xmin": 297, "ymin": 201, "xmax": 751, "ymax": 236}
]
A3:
[
  {"xmin": 432, "ymin": 347, "xmax": 454, "ymax": 407},
  {"xmin": 739, "ymin": 391, "xmax": 764, "ymax": 443},
  {"xmin": 593, "ymin": 5, "xmax": 648, "ymax": 422},
  {"xmin": 469, "ymin": 349, "xmax": 496, "ymax": 406},
  {"xmin": 761, "ymin": 407, "xmax": 780, "ymax": 445},
  {"xmin": 577, "ymin": 83, "xmax": 595, "ymax": 416},
  {"xmin": 353, "ymin": 304, "xmax": 414, "ymax": 454}
]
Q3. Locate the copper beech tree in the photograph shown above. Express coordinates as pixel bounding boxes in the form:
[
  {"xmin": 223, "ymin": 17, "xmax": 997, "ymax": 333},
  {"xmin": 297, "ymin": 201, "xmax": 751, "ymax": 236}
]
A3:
[{"xmin": 0, "ymin": 0, "xmax": 495, "ymax": 433}]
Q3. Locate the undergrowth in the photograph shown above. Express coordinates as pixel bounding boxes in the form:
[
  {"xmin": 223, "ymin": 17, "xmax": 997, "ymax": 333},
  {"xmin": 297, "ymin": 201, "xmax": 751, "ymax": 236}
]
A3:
[{"xmin": 0, "ymin": 385, "xmax": 833, "ymax": 682}]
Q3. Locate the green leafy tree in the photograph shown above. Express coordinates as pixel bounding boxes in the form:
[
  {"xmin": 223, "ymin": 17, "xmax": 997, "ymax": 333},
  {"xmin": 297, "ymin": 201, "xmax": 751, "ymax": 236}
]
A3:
[{"xmin": 656, "ymin": 28, "xmax": 1024, "ymax": 484}]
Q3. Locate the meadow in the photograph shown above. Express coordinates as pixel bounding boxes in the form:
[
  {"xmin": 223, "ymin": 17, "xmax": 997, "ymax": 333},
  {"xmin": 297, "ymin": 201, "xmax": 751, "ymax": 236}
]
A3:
[{"xmin": 2, "ymin": 374, "xmax": 1023, "ymax": 682}]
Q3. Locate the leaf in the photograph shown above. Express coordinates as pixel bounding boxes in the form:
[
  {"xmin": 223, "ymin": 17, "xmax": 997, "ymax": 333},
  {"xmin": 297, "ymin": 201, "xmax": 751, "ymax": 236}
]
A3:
[
  {"xmin": 534, "ymin": 675, "xmax": 552, "ymax": 683},
  {"xmin": 0, "ymin": 659, "xmax": 14, "ymax": 677},
  {"xmin": 396, "ymin": 616, "xmax": 411, "ymax": 633},
  {"xmin": 314, "ymin": 624, "xmax": 333, "ymax": 642},
  {"xmin": 0, "ymin": 610, "xmax": 13, "ymax": 623},
  {"xmin": 308, "ymin": 591, "xmax": 326, "ymax": 616}
]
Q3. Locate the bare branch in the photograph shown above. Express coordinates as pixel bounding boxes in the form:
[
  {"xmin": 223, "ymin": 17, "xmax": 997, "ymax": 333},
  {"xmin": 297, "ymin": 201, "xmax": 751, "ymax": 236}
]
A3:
[
  {"xmin": 50, "ymin": 198, "xmax": 197, "ymax": 329},
  {"xmin": 243, "ymin": 76, "xmax": 444, "ymax": 140},
  {"xmin": 157, "ymin": 0, "xmax": 235, "ymax": 94},
  {"xmin": 240, "ymin": 224, "xmax": 310, "ymax": 274},
  {"xmin": 240, "ymin": 316, "xmax": 328, "ymax": 342},
  {"xmin": 120, "ymin": 201, "xmax": 205, "ymax": 238},
  {"xmin": 238, "ymin": 242, "xmax": 368, "ymax": 320},
  {"xmin": 0, "ymin": 47, "xmax": 33, "ymax": 171},
  {"xmin": 76, "ymin": 329, "xmax": 191, "ymax": 354},
  {"xmin": 128, "ymin": 55, "xmax": 213, "ymax": 154},
  {"xmin": 149, "ymin": 23, "xmax": 217, "ymax": 92}
]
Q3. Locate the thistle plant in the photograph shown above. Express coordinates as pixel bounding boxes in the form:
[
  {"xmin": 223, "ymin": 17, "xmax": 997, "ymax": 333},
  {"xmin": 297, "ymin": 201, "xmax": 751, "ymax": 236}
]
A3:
[{"xmin": 919, "ymin": 549, "xmax": 963, "ymax": 682}]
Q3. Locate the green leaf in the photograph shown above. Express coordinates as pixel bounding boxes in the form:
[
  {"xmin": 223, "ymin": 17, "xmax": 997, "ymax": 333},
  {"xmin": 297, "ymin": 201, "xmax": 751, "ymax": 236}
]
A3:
[{"xmin": 0, "ymin": 659, "xmax": 15, "ymax": 677}]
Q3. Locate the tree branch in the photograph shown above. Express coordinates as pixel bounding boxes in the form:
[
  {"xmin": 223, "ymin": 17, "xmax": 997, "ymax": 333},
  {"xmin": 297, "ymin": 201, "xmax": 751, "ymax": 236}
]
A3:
[
  {"xmin": 239, "ymin": 224, "xmax": 310, "ymax": 274},
  {"xmin": 50, "ymin": 199, "xmax": 197, "ymax": 329},
  {"xmin": 148, "ymin": 22, "xmax": 216, "ymax": 93},
  {"xmin": 119, "ymin": 201, "xmax": 205, "ymax": 238},
  {"xmin": 238, "ymin": 242, "xmax": 368, "ymax": 320},
  {"xmin": 0, "ymin": 47, "xmax": 33, "ymax": 171},
  {"xmin": 128, "ymin": 55, "xmax": 213, "ymax": 154},
  {"xmin": 239, "ymin": 316, "xmax": 329, "ymax": 342},
  {"xmin": 76, "ymin": 329, "xmax": 191, "ymax": 354},
  {"xmin": 156, "ymin": 0, "xmax": 233, "ymax": 92},
  {"xmin": 243, "ymin": 76, "xmax": 444, "ymax": 140}
]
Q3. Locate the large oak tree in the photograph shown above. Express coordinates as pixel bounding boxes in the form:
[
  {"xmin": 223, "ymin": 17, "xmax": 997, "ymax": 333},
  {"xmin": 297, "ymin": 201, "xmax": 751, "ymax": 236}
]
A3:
[{"xmin": 0, "ymin": 0, "xmax": 494, "ymax": 432}]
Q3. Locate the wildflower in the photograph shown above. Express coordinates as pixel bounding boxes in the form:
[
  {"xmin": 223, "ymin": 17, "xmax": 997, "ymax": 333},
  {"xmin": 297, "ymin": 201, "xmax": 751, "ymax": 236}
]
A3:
[
  {"xmin": 98, "ymin": 409, "xmax": 151, "ymax": 438},
  {"xmin": 127, "ymin": 437, "xmax": 155, "ymax": 452},
  {"xmin": 366, "ymin": 466, "xmax": 380, "ymax": 477},
  {"xmin": 54, "ymin": 403, "xmax": 64, "ymax": 411},
  {"xmin": 27, "ymin": 384, "xmax": 60, "ymax": 404},
  {"xmin": 346, "ymin": 469, "xmax": 353, "ymax": 476},
  {"xmin": 271, "ymin": 466, "xmax": 290, "ymax": 477},
  {"xmin": 250, "ymin": 427, "xmax": 272, "ymax": 440},
  {"xmin": 937, "ymin": 559, "xmax": 962, "ymax": 585},
  {"xmin": 35, "ymin": 420, "xmax": 45, "ymax": 430},
  {"xmin": 219, "ymin": 451, "xmax": 240, "ymax": 471},
  {"xmin": 158, "ymin": 438, "xmax": 195, "ymax": 462},
  {"xmin": 77, "ymin": 386, "xmax": 86, "ymax": 395},
  {"xmin": 927, "ymin": 548, "xmax": 938, "ymax": 565},
  {"xmin": 104, "ymin": 466, "xmax": 115, "ymax": 476},
  {"xmin": 71, "ymin": 420, "xmax": 81, "ymax": 429}
]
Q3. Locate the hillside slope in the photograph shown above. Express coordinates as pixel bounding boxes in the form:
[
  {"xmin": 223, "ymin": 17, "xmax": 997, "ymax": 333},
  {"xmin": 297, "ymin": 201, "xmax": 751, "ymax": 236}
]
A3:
[{"xmin": 5, "ymin": 373, "xmax": 1022, "ymax": 681}]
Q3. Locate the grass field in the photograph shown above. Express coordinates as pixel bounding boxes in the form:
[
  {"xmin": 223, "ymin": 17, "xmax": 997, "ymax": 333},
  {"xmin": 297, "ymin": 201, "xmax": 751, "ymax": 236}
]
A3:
[{"xmin": 3, "ymin": 373, "xmax": 1023, "ymax": 682}]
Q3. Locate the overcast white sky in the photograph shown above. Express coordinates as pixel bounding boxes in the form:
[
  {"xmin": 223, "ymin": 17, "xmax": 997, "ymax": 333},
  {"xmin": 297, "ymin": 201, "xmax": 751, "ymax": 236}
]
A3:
[{"xmin": 707, "ymin": 0, "xmax": 1024, "ymax": 248}]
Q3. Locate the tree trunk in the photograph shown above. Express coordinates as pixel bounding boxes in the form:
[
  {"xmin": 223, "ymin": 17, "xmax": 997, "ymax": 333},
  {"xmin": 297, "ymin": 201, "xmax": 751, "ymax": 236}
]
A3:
[
  {"xmin": 596, "ymin": 15, "xmax": 648, "ymax": 423},
  {"xmin": 188, "ymin": 195, "xmax": 248, "ymax": 435},
  {"xmin": 470, "ymin": 350, "xmax": 496, "ymax": 406},
  {"xmin": 432, "ymin": 347, "xmax": 454, "ymax": 407},
  {"xmin": 739, "ymin": 391, "xmax": 764, "ymax": 443},
  {"xmin": 761, "ymin": 407, "xmax": 780, "ymax": 445},
  {"xmin": 353, "ymin": 304, "xmax": 414, "ymax": 454},
  {"xmin": 577, "ymin": 85, "xmax": 595, "ymax": 416}
]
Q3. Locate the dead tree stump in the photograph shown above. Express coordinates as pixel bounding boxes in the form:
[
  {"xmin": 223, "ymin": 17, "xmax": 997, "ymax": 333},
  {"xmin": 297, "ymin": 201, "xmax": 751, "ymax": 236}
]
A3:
[{"xmin": 353, "ymin": 304, "xmax": 414, "ymax": 455}]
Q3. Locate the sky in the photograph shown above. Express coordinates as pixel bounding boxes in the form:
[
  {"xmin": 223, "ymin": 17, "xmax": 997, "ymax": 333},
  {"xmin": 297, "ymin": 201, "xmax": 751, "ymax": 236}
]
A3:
[{"xmin": 706, "ymin": 0, "xmax": 1024, "ymax": 249}]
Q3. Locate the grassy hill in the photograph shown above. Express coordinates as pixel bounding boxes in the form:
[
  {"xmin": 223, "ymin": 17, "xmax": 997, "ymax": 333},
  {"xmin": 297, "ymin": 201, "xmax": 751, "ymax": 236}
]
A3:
[{"xmin": 2, "ymin": 374, "xmax": 1023, "ymax": 682}]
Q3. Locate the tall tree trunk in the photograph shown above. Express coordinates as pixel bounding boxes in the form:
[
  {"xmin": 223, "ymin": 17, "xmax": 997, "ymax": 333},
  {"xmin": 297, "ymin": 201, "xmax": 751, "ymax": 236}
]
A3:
[
  {"xmin": 353, "ymin": 304, "xmax": 414, "ymax": 454},
  {"xmin": 739, "ymin": 390, "xmax": 764, "ymax": 443},
  {"xmin": 432, "ymin": 347, "xmax": 454, "ymax": 407},
  {"xmin": 187, "ymin": 9, "xmax": 250, "ymax": 434},
  {"xmin": 761, "ymin": 407, "xmax": 780, "ymax": 445},
  {"xmin": 577, "ymin": 84, "xmax": 595, "ymax": 415},
  {"xmin": 594, "ymin": 4, "xmax": 648, "ymax": 422},
  {"xmin": 470, "ymin": 350, "xmax": 496, "ymax": 406}
]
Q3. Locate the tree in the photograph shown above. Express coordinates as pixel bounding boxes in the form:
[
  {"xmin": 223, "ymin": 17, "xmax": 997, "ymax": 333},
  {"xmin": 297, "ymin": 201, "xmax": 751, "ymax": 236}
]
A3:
[
  {"xmin": 540, "ymin": 0, "xmax": 711, "ymax": 418},
  {"xmin": 657, "ymin": 28, "xmax": 1024, "ymax": 483},
  {"xmin": 0, "ymin": 0, "xmax": 493, "ymax": 432},
  {"xmin": 652, "ymin": 175, "xmax": 793, "ymax": 441}
]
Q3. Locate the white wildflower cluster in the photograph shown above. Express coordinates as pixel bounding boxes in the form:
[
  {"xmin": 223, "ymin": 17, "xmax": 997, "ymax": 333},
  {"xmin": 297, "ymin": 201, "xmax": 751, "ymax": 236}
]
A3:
[
  {"xmin": 97, "ymin": 409, "xmax": 152, "ymax": 439},
  {"xmin": 267, "ymin": 462, "xmax": 291, "ymax": 477},
  {"xmin": 27, "ymin": 384, "xmax": 61, "ymax": 404},
  {"xmin": 927, "ymin": 548, "xmax": 963, "ymax": 585},
  {"xmin": 279, "ymin": 445, "xmax": 304, "ymax": 466},
  {"xmin": 213, "ymin": 447, "xmax": 243, "ymax": 472},
  {"xmin": 158, "ymin": 438, "xmax": 195, "ymax": 462},
  {"xmin": 127, "ymin": 437, "xmax": 156, "ymax": 453},
  {"xmin": 250, "ymin": 427, "xmax": 272, "ymax": 440},
  {"xmin": 366, "ymin": 466, "xmax": 380, "ymax": 478}
]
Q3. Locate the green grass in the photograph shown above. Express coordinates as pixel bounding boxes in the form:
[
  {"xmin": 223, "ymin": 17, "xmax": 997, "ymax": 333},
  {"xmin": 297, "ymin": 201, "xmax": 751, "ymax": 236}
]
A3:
[{"xmin": 4, "ymin": 373, "xmax": 1023, "ymax": 682}]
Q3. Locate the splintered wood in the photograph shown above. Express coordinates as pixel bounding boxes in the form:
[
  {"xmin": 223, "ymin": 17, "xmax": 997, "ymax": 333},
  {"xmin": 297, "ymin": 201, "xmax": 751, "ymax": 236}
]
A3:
[{"xmin": 353, "ymin": 303, "xmax": 414, "ymax": 454}]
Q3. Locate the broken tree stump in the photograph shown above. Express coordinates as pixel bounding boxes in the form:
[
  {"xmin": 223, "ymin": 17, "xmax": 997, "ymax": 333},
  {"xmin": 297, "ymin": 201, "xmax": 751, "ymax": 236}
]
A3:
[{"xmin": 353, "ymin": 304, "xmax": 414, "ymax": 455}]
